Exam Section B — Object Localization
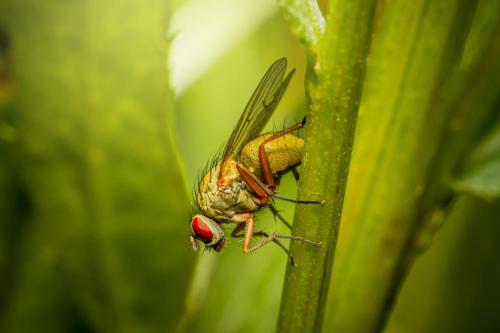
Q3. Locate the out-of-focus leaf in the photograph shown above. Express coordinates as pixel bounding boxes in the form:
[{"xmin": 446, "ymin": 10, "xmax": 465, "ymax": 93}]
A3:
[
  {"xmin": 452, "ymin": 122, "xmax": 500, "ymax": 199},
  {"xmin": 323, "ymin": 1, "xmax": 491, "ymax": 332},
  {"xmin": 0, "ymin": 1, "xmax": 195, "ymax": 332},
  {"xmin": 453, "ymin": 158, "xmax": 500, "ymax": 199},
  {"xmin": 170, "ymin": 0, "xmax": 278, "ymax": 93},
  {"xmin": 387, "ymin": 195, "xmax": 500, "ymax": 333}
]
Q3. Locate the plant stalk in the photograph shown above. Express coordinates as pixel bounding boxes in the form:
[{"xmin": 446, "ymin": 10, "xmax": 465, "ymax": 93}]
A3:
[{"xmin": 277, "ymin": 1, "xmax": 378, "ymax": 332}]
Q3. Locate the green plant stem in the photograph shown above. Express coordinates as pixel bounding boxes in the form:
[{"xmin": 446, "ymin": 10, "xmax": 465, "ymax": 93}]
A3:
[
  {"xmin": 277, "ymin": 1, "xmax": 377, "ymax": 332},
  {"xmin": 322, "ymin": 1, "xmax": 486, "ymax": 332}
]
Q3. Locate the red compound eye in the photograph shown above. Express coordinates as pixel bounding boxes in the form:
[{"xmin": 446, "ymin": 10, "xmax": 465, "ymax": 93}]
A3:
[{"xmin": 192, "ymin": 216, "xmax": 213, "ymax": 243}]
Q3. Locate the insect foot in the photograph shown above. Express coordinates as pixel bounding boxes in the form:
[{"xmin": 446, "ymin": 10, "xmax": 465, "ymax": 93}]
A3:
[{"xmin": 274, "ymin": 234, "xmax": 321, "ymax": 247}]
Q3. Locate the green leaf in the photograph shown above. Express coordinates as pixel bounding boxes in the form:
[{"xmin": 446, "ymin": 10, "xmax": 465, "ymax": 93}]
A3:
[
  {"xmin": 277, "ymin": 0, "xmax": 325, "ymax": 50},
  {"xmin": 0, "ymin": 1, "xmax": 195, "ymax": 332},
  {"xmin": 453, "ymin": 158, "xmax": 500, "ymax": 199},
  {"xmin": 453, "ymin": 124, "xmax": 500, "ymax": 199},
  {"xmin": 388, "ymin": 196, "xmax": 500, "ymax": 333}
]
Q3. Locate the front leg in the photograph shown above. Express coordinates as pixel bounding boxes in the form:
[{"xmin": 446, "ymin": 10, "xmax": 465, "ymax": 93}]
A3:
[
  {"xmin": 242, "ymin": 215, "xmax": 255, "ymax": 254},
  {"xmin": 233, "ymin": 212, "xmax": 276, "ymax": 254},
  {"xmin": 231, "ymin": 221, "xmax": 296, "ymax": 265},
  {"xmin": 234, "ymin": 212, "xmax": 321, "ymax": 267}
]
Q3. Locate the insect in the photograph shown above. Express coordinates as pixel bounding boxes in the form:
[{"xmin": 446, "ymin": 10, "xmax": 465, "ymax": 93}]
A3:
[{"xmin": 190, "ymin": 58, "xmax": 324, "ymax": 265}]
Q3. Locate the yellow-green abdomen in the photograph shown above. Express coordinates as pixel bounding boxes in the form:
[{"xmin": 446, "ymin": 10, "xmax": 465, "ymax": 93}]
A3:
[{"xmin": 239, "ymin": 133, "xmax": 303, "ymax": 178}]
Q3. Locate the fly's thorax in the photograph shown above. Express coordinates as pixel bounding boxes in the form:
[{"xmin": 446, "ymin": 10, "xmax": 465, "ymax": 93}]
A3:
[
  {"xmin": 196, "ymin": 162, "xmax": 259, "ymax": 221},
  {"xmin": 240, "ymin": 133, "xmax": 303, "ymax": 179}
]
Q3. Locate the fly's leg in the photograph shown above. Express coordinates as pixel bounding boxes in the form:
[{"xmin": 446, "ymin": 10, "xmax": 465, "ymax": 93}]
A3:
[
  {"xmin": 230, "ymin": 222, "xmax": 246, "ymax": 237},
  {"xmin": 249, "ymin": 119, "xmax": 324, "ymax": 204},
  {"xmin": 231, "ymin": 222, "xmax": 295, "ymax": 265},
  {"xmin": 236, "ymin": 164, "xmax": 273, "ymax": 201},
  {"xmin": 291, "ymin": 167, "xmax": 300, "ymax": 181},
  {"xmin": 269, "ymin": 205, "xmax": 292, "ymax": 230},
  {"xmin": 273, "ymin": 194, "xmax": 326, "ymax": 205},
  {"xmin": 238, "ymin": 216, "xmax": 276, "ymax": 256},
  {"xmin": 258, "ymin": 120, "xmax": 305, "ymax": 190},
  {"xmin": 246, "ymin": 231, "xmax": 321, "ymax": 267},
  {"xmin": 232, "ymin": 214, "xmax": 321, "ymax": 266},
  {"xmin": 237, "ymin": 163, "xmax": 325, "ymax": 205},
  {"xmin": 242, "ymin": 215, "xmax": 256, "ymax": 254}
]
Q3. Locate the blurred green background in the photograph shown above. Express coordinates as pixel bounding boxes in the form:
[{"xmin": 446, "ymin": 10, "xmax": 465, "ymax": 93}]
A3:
[{"xmin": 1, "ymin": 0, "xmax": 499, "ymax": 333}]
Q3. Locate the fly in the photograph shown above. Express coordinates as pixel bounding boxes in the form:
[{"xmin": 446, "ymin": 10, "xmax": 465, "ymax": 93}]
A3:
[{"xmin": 190, "ymin": 58, "xmax": 324, "ymax": 265}]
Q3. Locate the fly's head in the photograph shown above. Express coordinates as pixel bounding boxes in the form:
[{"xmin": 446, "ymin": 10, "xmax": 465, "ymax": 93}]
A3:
[{"xmin": 190, "ymin": 214, "xmax": 225, "ymax": 252}]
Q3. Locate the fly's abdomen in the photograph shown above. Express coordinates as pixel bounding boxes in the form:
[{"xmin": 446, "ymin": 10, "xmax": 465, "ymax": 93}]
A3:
[{"xmin": 240, "ymin": 133, "xmax": 303, "ymax": 178}]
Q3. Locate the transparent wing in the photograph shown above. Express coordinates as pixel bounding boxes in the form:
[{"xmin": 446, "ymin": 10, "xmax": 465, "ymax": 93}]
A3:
[{"xmin": 220, "ymin": 58, "xmax": 295, "ymax": 170}]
